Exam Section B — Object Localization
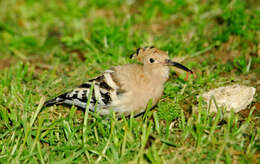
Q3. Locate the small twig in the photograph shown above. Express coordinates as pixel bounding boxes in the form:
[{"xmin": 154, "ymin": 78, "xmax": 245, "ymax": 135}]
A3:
[
  {"xmin": 190, "ymin": 42, "xmax": 219, "ymax": 58},
  {"xmin": 173, "ymin": 42, "xmax": 219, "ymax": 63},
  {"xmin": 246, "ymin": 57, "xmax": 252, "ymax": 73},
  {"xmin": 10, "ymin": 48, "xmax": 27, "ymax": 60}
]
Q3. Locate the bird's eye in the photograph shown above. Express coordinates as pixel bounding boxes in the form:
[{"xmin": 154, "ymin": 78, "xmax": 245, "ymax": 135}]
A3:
[{"xmin": 149, "ymin": 58, "xmax": 155, "ymax": 63}]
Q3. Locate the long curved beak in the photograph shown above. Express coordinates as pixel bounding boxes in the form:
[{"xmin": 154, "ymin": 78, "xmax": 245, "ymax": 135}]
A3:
[{"xmin": 166, "ymin": 59, "xmax": 193, "ymax": 74}]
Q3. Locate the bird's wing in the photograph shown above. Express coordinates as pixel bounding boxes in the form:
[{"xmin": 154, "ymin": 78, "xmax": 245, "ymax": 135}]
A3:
[{"xmin": 43, "ymin": 69, "xmax": 124, "ymax": 113}]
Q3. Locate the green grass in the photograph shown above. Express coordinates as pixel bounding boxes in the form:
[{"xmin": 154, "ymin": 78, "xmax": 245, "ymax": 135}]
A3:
[{"xmin": 0, "ymin": 0, "xmax": 259, "ymax": 163}]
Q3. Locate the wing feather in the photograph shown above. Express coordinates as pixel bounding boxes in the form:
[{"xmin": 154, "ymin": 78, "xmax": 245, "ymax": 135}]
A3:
[{"xmin": 43, "ymin": 69, "xmax": 125, "ymax": 114}]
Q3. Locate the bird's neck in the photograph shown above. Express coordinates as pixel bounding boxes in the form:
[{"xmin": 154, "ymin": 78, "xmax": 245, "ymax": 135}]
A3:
[{"xmin": 143, "ymin": 65, "xmax": 170, "ymax": 84}]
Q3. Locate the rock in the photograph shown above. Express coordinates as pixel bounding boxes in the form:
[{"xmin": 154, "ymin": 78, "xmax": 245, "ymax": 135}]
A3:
[{"xmin": 199, "ymin": 84, "xmax": 256, "ymax": 113}]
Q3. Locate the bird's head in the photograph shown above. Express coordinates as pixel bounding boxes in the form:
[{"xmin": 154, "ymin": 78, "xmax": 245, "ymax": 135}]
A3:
[{"xmin": 130, "ymin": 47, "xmax": 193, "ymax": 74}]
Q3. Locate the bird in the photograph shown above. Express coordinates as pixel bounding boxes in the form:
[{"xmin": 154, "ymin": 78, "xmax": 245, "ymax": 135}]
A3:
[{"xmin": 43, "ymin": 47, "xmax": 193, "ymax": 117}]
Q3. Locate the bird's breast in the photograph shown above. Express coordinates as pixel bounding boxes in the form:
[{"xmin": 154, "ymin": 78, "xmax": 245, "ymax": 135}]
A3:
[{"xmin": 112, "ymin": 76, "xmax": 164, "ymax": 115}]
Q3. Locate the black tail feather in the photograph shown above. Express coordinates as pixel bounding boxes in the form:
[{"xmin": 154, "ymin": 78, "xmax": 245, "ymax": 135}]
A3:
[
  {"xmin": 43, "ymin": 98, "xmax": 60, "ymax": 107},
  {"xmin": 43, "ymin": 93, "xmax": 67, "ymax": 107}
]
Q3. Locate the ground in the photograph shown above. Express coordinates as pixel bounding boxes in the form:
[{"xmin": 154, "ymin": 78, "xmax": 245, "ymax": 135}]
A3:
[{"xmin": 0, "ymin": 0, "xmax": 259, "ymax": 163}]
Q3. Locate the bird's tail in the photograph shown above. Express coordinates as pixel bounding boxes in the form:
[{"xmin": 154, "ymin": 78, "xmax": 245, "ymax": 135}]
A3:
[{"xmin": 43, "ymin": 93, "xmax": 67, "ymax": 107}]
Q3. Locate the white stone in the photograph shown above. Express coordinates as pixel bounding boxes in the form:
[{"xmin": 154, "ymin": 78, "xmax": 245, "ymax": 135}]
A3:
[{"xmin": 199, "ymin": 84, "xmax": 256, "ymax": 113}]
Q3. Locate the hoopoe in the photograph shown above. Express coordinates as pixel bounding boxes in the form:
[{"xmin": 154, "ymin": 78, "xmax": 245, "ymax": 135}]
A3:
[{"xmin": 43, "ymin": 47, "xmax": 193, "ymax": 117}]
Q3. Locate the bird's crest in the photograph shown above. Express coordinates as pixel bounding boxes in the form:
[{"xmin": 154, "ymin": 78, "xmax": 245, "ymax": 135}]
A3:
[
  {"xmin": 130, "ymin": 46, "xmax": 169, "ymax": 63},
  {"xmin": 130, "ymin": 46, "xmax": 156, "ymax": 59}
]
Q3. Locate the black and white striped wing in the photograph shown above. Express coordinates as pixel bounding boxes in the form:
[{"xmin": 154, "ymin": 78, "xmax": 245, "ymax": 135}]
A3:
[{"xmin": 43, "ymin": 70, "xmax": 121, "ymax": 112}]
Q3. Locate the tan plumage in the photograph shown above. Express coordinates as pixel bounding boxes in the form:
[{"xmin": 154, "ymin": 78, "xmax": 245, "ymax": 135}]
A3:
[{"xmin": 43, "ymin": 47, "xmax": 193, "ymax": 117}]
